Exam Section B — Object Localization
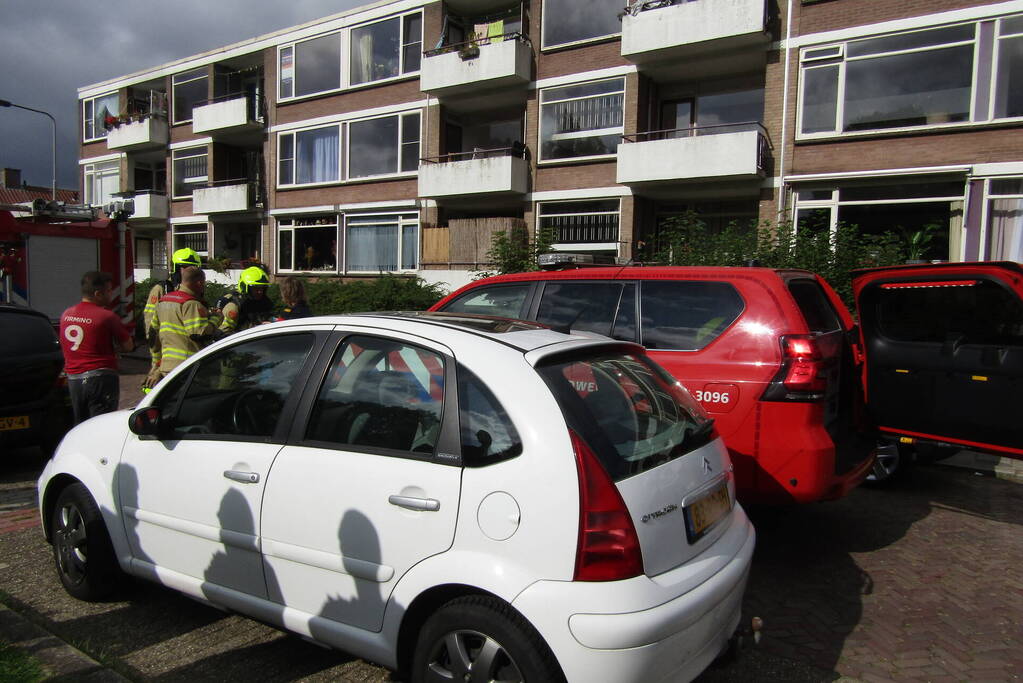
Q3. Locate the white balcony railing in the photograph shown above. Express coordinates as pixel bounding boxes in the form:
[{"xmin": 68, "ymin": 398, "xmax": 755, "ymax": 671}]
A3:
[
  {"xmin": 617, "ymin": 123, "xmax": 769, "ymax": 184},
  {"xmin": 106, "ymin": 116, "xmax": 169, "ymax": 152},
  {"xmin": 621, "ymin": 0, "xmax": 768, "ymax": 63},
  {"xmin": 420, "ymin": 34, "xmax": 531, "ymax": 97},
  {"xmin": 192, "ymin": 181, "xmax": 256, "ymax": 214},
  {"xmin": 128, "ymin": 191, "xmax": 168, "ymax": 221},
  {"xmin": 419, "ymin": 147, "xmax": 529, "ymax": 198},
  {"xmin": 192, "ymin": 94, "xmax": 263, "ymax": 136}
]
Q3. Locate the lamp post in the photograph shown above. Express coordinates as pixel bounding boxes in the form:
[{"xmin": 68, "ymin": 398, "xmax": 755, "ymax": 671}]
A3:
[{"xmin": 0, "ymin": 99, "xmax": 57, "ymax": 200}]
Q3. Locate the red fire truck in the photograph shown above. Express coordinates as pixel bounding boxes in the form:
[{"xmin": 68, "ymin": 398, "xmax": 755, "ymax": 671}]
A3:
[{"xmin": 0, "ymin": 199, "xmax": 135, "ymax": 328}]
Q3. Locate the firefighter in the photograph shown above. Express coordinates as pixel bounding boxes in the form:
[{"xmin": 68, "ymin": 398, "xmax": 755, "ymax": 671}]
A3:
[
  {"xmin": 215, "ymin": 266, "xmax": 274, "ymax": 335},
  {"xmin": 146, "ymin": 266, "xmax": 217, "ymax": 387},
  {"xmin": 142, "ymin": 248, "xmax": 201, "ymax": 389}
]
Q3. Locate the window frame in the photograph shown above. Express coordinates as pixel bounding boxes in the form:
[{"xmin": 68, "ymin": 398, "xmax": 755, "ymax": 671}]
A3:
[
  {"xmin": 349, "ymin": 11, "xmax": 423, "ymax": 87},
  {"xmin": 345, "ymin": 111, "xmax": 421, "ymax": 181},
  {"xmin": 82, "ymin": 92, "xmax": 120, "ymax": 142},
  {"xmin": 276, "ymin": 214, "xmax": 341, "ymax": 274},
  {"xmin": 172, "ymin": 68, "xmax": 209, "ymax": 125},
  {"xmin": 540, "ymin": 0, "xmax": 624, "ymax": 51},
  {"xmin": 171, "ymin": 145, "xmax": 209, "ymax": 199},
  {"xmin": 172, "ymin": 222, "xmax": 210, "ymax": 257},
  {"xmin": 83, "ymin": 160, "xmax": 120, "ymax": 207},
  {"xmin": 796, "ymin": 20, "xmax": 991, "ymax": 140},
  {"xmin": 538, "ymin": 77, "xmax": 626, "ymax": 163},
  {"xmin": 277, "ymin": 123, "xmax": 342, "ymax": 189},
  {"xmin": 342, "ymin": 211, "xmax": 419, "ymax": 274},
  {"xmin": 981, "ymin": 176, "xmax": 1023, "ymax": 261},
  {"xmin": 537, "ymin": 198, "xmax": 622, "ymax": 252}
]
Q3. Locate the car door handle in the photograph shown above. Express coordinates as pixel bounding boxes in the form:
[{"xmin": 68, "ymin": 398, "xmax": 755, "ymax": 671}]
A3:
[
  {"xmin": 224, "ymin": 470, "xmax": 260, "ymax": 484},
  {"xmin": 388, "ymin": 495, "xmax": 440, "ymax": 512}
]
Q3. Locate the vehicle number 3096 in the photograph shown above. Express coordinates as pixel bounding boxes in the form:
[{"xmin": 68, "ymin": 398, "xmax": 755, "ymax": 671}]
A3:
[{"xmin": 694, "ymin": 390, "xmax": 730, "ymax": 404}]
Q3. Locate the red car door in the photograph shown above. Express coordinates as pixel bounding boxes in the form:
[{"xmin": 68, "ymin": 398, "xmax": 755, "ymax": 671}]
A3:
[{"xmin": 852, "ymin": 262, "xmax": 1023, "ymax": 459}]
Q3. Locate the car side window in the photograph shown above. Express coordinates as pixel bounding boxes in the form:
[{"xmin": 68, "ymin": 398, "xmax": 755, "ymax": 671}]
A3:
[
  {"xmin": 457, "ymin": 365, "xmax": 522, "ymax": 465},
  {"xmin": 169, "ymin": 333, "xmax": 314, "ymax": 439},
  {"xmin": 640, "ymin": 281, "xmax": 744, "ymax": 350},
  {"xmin": 788, "ymin": 279, "xmax": 842, "ymax": 333},
  {"xmin": 443, "ymin": 285, "xmax": 531, "ymax": 318},
  {"xmin": 536, "ymin": 281, "xmax": 636, "ymax": 340},
  {"xmin": 305, "ymin": 336, "xmax": 446, "ymax": 454}
]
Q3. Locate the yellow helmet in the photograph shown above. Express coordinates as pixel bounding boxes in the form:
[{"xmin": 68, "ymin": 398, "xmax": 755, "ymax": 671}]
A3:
[
  {"xmin": 238, "ymin": 266, "xmax": 270, "ymax": 294},
  {"xmin": 172, "ymin": 247, "xmax": 201, "ymax": 268}
]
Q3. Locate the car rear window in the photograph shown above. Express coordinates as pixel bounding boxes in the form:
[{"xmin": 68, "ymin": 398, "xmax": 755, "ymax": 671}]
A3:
[
  {"xmin": 458, "ymin": 365, "xmax": 522, "ymax": 465},
  {"xmin": 640, "ymin": 281, "xmax": 744, "ymax": 350},
  {"xmin": 537, "ymin": 350, "xmax": 713, "ymax": 482},
  {"xmin": 875, "ymin": 279, "xmax": 1023, "ymax": 345},
  {"xmin": 0, "ymin": 311, "xmax": 58, "ymax": 356},
  {"xmin": 788, "ymin": 279, "xmax": 842, "ymax": 333},
  {"xmin": 536, "ymin": 281, "xmax": 637, "ymax": 340},
  {"xmin": 443, "ymin": 284, "xmax": 531, "ymax": 318}
]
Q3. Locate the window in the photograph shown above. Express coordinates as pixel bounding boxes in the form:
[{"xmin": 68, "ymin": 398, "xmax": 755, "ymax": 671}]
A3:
[
  {"xmin": 986, "ymin": 178, "xmax": 1023, "ymax": 261},
  {"xmin": 443, "ymin": 284, "xmax": 532, "ymax": 318},
  {"xmin": 537, "ymin": 282, "xmax": 637, "ymax": 341},
  {"xmin": 280, "ymin": 32, "xmax": 341, "ymax": 99},
  {"xmin": 172, "ymin": 69, "xmax": 208, "ymax": 125},
  {"xmin": 458, "ymin": 365, "xmax": 521, "ymax": 465},
  {"xmin": 83, "ymin": 92, "xmax": 119, "ymax": 141},
  {"xmin": 788, "ymin": 279, "xmax": 842, "ymax": 334},
  {"xmin": 83, "ymin": 161, "xmax": 120, "ymax": 207},
  {"xmin": 345, "ymin": 213, "xmax": 418, "ymax": 272},
  {"xmin": 542, "ymin": 0, "xmax": 623, "ymax": 49},
  {"xmin": 169, "ymin": 334, "xmax": 314, "ymax": 439},
  {"xmin": 539, "ymin": 199, "xmax": 620, "ymax": 246},
  {"xmin": 278, "ymin": 125, "xmax": 340, "ymax": 186},
  {"xmin": 640, "ymin": 281, "xmax": 744, "ymax": 351},
  {"xmin": 348, "ymin": 112, "xmax": 420, "ymax": 179},
  {"xmin": 172, "ymin": 146, "xmax": 208, "ymax": 198},
  {"xmin": 995, "ymin": 16, "xmax": 1023, "ymax": 119},
  {"xmin": 540, "ymin": 78, "xmax": 624, "ymax": 160},
  {"xmin": 305, "ymin": 336, "xmax": 445, "ymax": 454},
  {"xmin": 277, "ymin": 215, "xmax": 338, "ymax": 272},
  {"xmin": 350, "ymin": 13, "xmax": 422, "ymax": 86},
  {"xmin": 799, "ymin": 24, "xmax": 976, "ymax": 135},
  {"xmin": 173, "ymin": 224, "xmax": 208, "ymax": 256}
]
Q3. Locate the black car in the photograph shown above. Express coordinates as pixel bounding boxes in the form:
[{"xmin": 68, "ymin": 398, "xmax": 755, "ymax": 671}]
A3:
[{"xmin": 0, "ymin": 304, "xmax": 72, "ymax": 455}]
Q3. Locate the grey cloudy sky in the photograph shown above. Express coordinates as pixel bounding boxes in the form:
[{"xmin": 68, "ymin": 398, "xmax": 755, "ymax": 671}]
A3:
[{"xmin": 0, "ymin": 0, "xmax": 365, "ymax": 192}]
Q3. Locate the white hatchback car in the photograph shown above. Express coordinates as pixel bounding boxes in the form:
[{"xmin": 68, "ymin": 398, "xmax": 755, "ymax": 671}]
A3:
[{"xmin": 39, "ymin": 312, "xmax": 755, "ymax": 682}]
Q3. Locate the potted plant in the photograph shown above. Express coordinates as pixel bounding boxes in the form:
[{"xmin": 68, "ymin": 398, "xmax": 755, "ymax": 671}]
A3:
[
  {"xmin": 207, "ymin": 256, "xmax": 233, "ymax": 274},
  {"xmin": 458, "ymin": 36, "xmax": 481, "ymax": 60}
]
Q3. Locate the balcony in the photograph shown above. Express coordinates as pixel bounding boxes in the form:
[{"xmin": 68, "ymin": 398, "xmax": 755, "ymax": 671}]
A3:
[
  {"xmin": 192, "ymin": 180, "xmax": 258, "ymax": 214},
  {"xmin": 106, "ymin": 115, "xmax": 169, "ymax": 152},
  {"xmin": 617, "ymin": 123, "xmax": 769, "ymax": 185},
  {"xmin": 419, "ymin": 147, "xmax": 529, "ymax": 199},
  {"xmin": 192, "ymin": 94, "xmax": 263, "ymax": 137},
  {"xmin": 621, "ymin": 0, "xmax": 768, "ymax": 64},
  {"xmin": 420, "ymin": 34, "xmax": 531, "ymax": 98},
  {"xmin": 128, "ymin": 191, "xmax": 168, "ymax": 221}
]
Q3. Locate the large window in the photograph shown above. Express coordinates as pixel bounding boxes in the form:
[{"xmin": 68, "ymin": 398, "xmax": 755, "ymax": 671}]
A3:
[
  {"xmin": 348, "ymin": 112, "xmax": 420, "ymax": 179},
  {"xmin": 345, "ymin": 213, "xmax": 418, "ymax": 272},
  {"xmin": 986, "ymin": 178, "xmax": 1023, "ymax": 261},
  {"xmin": 173, "ymin": 224, "xmax": 208, "ymax": 256},
  {"xmin": 542, "ymin": 0, "xmax": 623, "ymax": 49},
  {"xmin": 277, "ymin": 215, "xmax": 338, "ymax": 272},
  {"xmin": 539, "ymin": 199, "xmax": 620, "ymax": 247},
  {"xmin": 172, "ymin": 69, "xmax": 208, "ymax": 125},
  {"xmin": 280, "ymin": 33, "xmax": 341, "ymax": 99},
  {"xmin": 172, "ymin": 147, "xmax": 208, "ymax": 198},
  {"xmin": 540, "ymin": 78, "xmax": 624, "ymax": 161},
  {"xmin": 83, "ymin": 92, "xmax": 119, "ymax": 142},
  {"xmin": 800, "ymin": 15, "xmax": 1023, "ymax": 137},
  {"xmin": 350, "ymin": 13, "xmax": 422, "ymax": 85},
  {"xmin": 83, "ymin": 160, "xmax": 120, "ymax": 207},
  {"xmin": 278, "ymin": 125, "xmax": 340, "ymax": 186}
]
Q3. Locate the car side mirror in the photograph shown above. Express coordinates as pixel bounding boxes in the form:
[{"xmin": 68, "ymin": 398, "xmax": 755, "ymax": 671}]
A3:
[{"xmin": 129, "ymin": 406, "xmax": 166, "ymax": 437}]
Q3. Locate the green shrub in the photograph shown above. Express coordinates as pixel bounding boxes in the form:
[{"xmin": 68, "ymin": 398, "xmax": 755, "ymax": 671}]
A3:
[{"xmin": 474, "ymin": 225, "xmax": 556, "ymax": 279}]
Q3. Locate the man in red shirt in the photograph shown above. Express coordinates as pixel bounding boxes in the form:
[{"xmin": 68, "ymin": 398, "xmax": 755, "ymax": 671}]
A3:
[{"xmin": 59, "ymin": 271, "xmax": 135, "ymax": 425}]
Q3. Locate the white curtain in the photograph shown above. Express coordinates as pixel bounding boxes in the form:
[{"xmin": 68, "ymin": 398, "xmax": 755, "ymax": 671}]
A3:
[
  {"xmin": 297, "ymin": 127, "xmax": 339, "ymax": 183},
  {"xmin": 347, "ymin": 222, "xmax": 398, "ymax": 272},
  {"xmin": 988, "ymin": 198, "xmax": 1023, "ymax": 261},
  {"xmin": 353, "ymin": 32, "xmax": 373, "ymax": 84}
]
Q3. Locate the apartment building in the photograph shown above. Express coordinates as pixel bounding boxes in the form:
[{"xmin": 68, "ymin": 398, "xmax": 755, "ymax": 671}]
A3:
[{"xmin": 77, "ymin": 0, "xmax": 1023, "ymax": 290}]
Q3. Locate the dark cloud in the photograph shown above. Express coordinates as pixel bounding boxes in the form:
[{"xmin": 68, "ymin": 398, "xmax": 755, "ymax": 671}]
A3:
[{"xmin": 0, "ymin": 0, "xmax": 364, "ymax": 191}]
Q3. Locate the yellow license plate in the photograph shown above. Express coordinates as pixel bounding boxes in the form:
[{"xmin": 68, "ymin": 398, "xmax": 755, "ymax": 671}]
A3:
[
  {"xmin": 685, "ymin": 481, "xmax": 731, "ymax": 543},
  {"xmin": 0, "ymin": 415, "xmax": 30, "ymax": 431}
]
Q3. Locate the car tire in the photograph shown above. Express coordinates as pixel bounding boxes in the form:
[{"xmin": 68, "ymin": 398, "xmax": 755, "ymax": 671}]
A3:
[
  {"xmin": 866, "ymin": 440, "xmax": 913, "ymax": 486},
  {"xmin": 51, "ymin": 483, "xmax": 121, "ymax": 601},
  {"xmin": 411, "ymin": 595, "xmax": 564, "ymax": 683}
]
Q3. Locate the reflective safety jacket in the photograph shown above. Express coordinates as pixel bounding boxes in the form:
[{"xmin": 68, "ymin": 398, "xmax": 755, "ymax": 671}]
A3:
[
  {"xmin": 151, "ymin": 287, "xmax": 215, "ymax": 374},
  {"xmin": 217, "ymin": 290, "xmax": 274, "ymax": 334},
  {"xmin": 143, "ymin": 281, "xmax": 167, "ymax": 371}
]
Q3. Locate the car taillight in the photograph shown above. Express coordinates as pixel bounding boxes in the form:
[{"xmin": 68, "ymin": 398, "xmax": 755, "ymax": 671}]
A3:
[
  {"xmin": 761, "ymin": 334, "xmax": 827, "ymax": 402},
  {"xmin": 571, "ymin": 430, "xmax": 644, "ymax": 582}
]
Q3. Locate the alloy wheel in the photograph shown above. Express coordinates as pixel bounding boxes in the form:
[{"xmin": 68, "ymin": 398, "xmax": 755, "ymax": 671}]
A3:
[
  {"xmin": 425, "ymin": 629, "xmax": 524, "ymax": 683},
  {"xmin": 55, "ymin": 501, "xmax": 89, "ymax": 586}
]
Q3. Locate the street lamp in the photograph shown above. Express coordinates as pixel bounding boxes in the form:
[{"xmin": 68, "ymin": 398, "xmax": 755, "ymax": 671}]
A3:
[{"xmin": 0, "ymin": 99, "xmax": 57, "ymax": 200}]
